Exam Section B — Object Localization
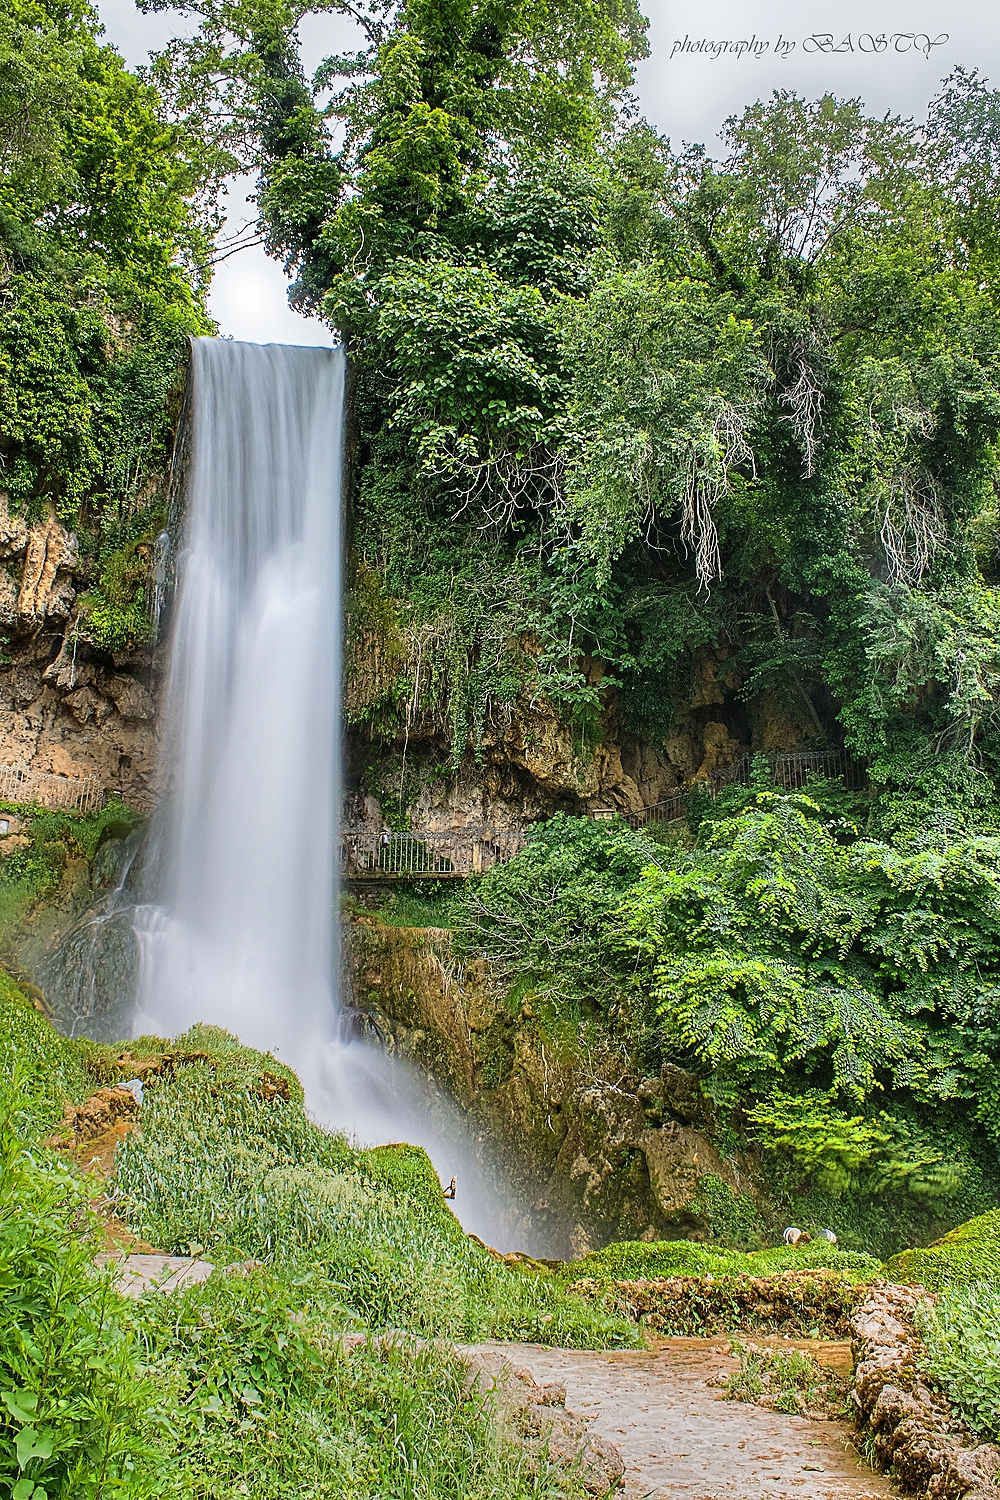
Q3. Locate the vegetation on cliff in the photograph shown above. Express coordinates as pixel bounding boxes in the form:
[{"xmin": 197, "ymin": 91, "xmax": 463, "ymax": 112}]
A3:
[
  {"xmin": 451, "ymin": 794, "xmax": 1000, "ymax": 1254},
  {"xmin": 1, "ymin": 0, "xmax": 216, "ymax": 649},
  {"xmin": 134, "ymin": 0, "xmax": 1000, "ymax": 825}
]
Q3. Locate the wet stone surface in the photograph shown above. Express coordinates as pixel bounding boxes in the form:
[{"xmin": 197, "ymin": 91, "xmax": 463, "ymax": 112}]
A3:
[{"xmin": 475, "ymin": 1338, "xmax": 899, "ymax": 1500}]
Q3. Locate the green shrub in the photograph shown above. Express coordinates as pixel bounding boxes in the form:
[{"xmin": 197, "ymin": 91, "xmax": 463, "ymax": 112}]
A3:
[
  {"xmin": 0, "ymin": 1106, "xmax": 158, "ymax": 1499},
  {"xmin": 748, "ymin": 1092, "xmax": 886, "ymax": 1196},
  {"xmin": 916, "ymin": 1282, "xmax": 1000, "ymax": 1440},
  {"xmin": 452, "ymin": 814, "xmax": 656, "ymax": 1013},
  {"xmin": 886, "ymin": 1208, "xmax": 1000, "ymax": 1289}
]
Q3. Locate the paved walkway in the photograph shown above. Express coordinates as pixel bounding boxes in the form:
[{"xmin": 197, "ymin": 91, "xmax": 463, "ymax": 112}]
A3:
[{"xmin": 478, "ymin": 1339, "xmax": 898, "ymax": 1500}]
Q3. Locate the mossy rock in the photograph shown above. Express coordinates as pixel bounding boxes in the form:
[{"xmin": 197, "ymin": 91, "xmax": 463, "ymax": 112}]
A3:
[
  {"xmin": 885, "ymin": 1209, "xmax": 1000, "ymax": 1290},
  {"xmin": 360, "ymin": 1142, "xmax": 461, "ymax": 1228},
  {"xmin": 567, "ymin": 1237, "xmax": 882, "ymax": 1284}
]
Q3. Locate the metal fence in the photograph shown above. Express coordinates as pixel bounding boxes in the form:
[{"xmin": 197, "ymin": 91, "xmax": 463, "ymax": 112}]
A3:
[
  {"xmin": 342, "ymin": 749, "xmax": 866, "ymax": 873},
  {"xmin": 624, "ymin": 748, "xmax": 865, "ymax": 829},
  {"xmin": 0, "ymin": 764, "xmax": 105, "ymax": 814},
  {"xmin": 340, "ymin": 828, "xmax": 526, "ymax": 879}
]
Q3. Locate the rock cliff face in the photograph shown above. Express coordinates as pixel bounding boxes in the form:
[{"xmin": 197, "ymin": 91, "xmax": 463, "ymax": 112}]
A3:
[
  {"xmin": 0, "ymin": 498, "xmax": 158, "ymax": 809},
  {"xmin": 344, "ymin": 915, "xmax": 755, "ymax": 1257},
  {"xmin": 344, "ymin": 631, "xmax": 820, "ymax": 834}
]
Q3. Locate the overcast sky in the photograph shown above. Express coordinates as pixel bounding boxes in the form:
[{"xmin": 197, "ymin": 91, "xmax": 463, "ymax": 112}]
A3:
[{"xmin": 96, "ymin": 0, "xmax": 1000, "ymax": 345}]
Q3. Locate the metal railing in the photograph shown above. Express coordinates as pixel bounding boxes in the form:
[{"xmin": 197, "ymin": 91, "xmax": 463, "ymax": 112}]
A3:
[
  {"xmin": 623, "ymin": 748, "xmax": 865, "ymax": 829},
  {"xmin": 0, "ymin": 764, "xmax": 105, "ymax": 815},
  {"xmin": 343, "ymin": 749, "xmax": 865, "ymax": 874},
  {"xmin": 340, "ymin": 828, "xmax": 526, "ymax": 879}
]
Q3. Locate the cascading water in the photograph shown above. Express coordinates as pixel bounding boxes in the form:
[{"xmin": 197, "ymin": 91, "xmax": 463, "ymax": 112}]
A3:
[
  {"xmin": 131, "ymin": 338, "xmax": 516, "ymax": 1246},
  {"xmin": 132, "ymin": 339, "xmax": 345, "ymax": 1091}
]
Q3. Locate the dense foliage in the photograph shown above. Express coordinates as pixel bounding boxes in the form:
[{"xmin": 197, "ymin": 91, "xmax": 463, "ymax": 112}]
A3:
[
  {"xmin": 135, "ymin": 0, "xmax": 1000, "ymax": 813},
  {"xmin": 1, "ymin": 0, "xmax": 214, "ymax": 648},
  {"xmin": 456, "ymin": 790, "xmax": 1000, "ymax": 1250},
  {"xmin": 0, "ymin": 983, "xmax": 629, "ymax": 1497}
]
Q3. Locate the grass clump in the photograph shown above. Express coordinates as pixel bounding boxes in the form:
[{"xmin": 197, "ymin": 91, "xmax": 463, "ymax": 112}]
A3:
[
  {"xmin": 916, "ymin": 1282, "xmax": 1000, "ymax": 1441},
  {"xmin": 113, "ymin": 1025, "xmax": 637, "ymax": 1348},
  {"xmin": 722, "ymin": 1340, "xmax": 847, "ymax": 1416},
  {"xmin": 0, "ymin": 986, "xmax": 627, "ymax": 1497},
  {"xmin": 885, "ymin": 1209, "xmax": 1000, "ymax": 1291},
  {"xmin": 129, "ymin": 1267, "xmax": 587, "ymax": 1500},
  {"xmin": 360, "ymin": 882, "xmax": 462, "ymax": 928},
  {"xmin": 566, "ymin": 1237, "xmax": 883, "ymax": 1284}
]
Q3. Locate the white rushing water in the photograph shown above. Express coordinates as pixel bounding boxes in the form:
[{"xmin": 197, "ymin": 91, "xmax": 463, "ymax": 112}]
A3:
[
  {"xmin": 133, "ymin": 338, "xmax": 516, "ymax": 1246},
  {"xmin": 133, "ymin": 339, "xmax": 345, "ymax": 1079}
]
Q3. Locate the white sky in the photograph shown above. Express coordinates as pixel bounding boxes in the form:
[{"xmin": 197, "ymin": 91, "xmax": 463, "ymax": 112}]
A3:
[{"xmin": 96, "ymin": 0, "xmax": 1000, "ymax": 344}]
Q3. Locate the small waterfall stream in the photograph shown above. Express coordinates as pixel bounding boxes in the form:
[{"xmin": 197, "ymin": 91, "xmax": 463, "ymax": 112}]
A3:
[{"xmin": 128, "ymin": 338, "xmax": 513, "ymax": 1245}]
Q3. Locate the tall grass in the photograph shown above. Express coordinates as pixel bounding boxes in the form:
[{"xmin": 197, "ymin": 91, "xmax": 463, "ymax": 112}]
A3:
[
  {"xmin": 113, "ymin": 1026, "xmax": 638, "ymax": 1348},
  {"xmin": 917, "ymin": 1282, "xmax": 1000, "ymax": 1441},
  {"xmin": 0, "ymin": 992, "xmax": 620, "ymax": 1497}
]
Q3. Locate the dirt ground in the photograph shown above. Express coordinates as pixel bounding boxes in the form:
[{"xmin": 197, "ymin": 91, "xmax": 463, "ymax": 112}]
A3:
[{"xmin": 477, "ymin": 1337, "xmax": 899, "ymax": 1500}]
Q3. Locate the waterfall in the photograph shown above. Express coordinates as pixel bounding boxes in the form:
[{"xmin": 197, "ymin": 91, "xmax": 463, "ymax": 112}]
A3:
[
  {"xmin": 129, "ymin": 338, "xmax": 519, "ymax": 1248},
  {"xmin": 133, "ymin": 339, "xmax": 345, "ymax": 1089}
]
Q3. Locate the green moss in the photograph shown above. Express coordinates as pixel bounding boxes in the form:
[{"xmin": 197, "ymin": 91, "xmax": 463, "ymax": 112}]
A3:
[
  {"xmin": 886, "ymin": 1208, "xmax": 1000, "ymax": 1290},
  {"xmin": 691, "ymin": 1175, "xmax": 767, "ymax": 1250},
  {"xmin": 567, "ymin": 1237, "xmax": 883, "ymax": 1284},
  {"xmin": 0, "ymin": 798, "xmax": 143, "ymax": 940}
]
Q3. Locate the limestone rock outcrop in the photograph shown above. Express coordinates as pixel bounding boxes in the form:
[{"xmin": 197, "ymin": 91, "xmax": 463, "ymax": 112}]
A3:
[
  {"xmin": 850, "ymin": 1282, "xmax": 1000, "ymax": 1500},
  {"xmin": 0, "ymin": 494, "xmax": 159, "ymax": 809},
  {"xmin": 344, "ymin": 915, "xmax": 753, "ymax": 1256},
  {"xmin": 16, "ymin": 514, "xmax": 78, "ymax": 623}
]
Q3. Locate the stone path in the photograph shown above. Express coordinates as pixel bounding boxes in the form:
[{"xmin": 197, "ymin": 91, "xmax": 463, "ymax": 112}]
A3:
[
  {"xmin": 477, "ymin": 1338, "xmax": 899, "ymax": 1500},
  {"xmin": 94, "ymin": 1252, "xmax": 216, "ymax": 1297}
]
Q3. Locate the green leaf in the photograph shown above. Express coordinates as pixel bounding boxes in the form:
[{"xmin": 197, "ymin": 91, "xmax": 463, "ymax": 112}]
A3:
[
  {"xmin": 15, "ymin": 1428, "xmax": 53, "ymax": 1468},
  {"xmin": 2, "ymin": 1390, "xmax": 38, "ymax": 1425}
]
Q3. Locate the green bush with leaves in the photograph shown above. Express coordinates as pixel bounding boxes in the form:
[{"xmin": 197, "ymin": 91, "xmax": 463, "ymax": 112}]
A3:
[
  {"xmin": 452, "ymin": 813, "xmax": 657, "ymax": 1014},
  {"xmin": 0, "ymin": 1102, "xmax": 159, "ymax": 1499},
  {"xmin": 452, "ymin": 793, "xmax": 1000, "ymax": 1249}
]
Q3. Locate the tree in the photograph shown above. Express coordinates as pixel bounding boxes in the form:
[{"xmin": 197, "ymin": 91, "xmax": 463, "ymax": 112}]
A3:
[{"xmin": 0, "ymin": 0, "xmax": 216, "ymax": 647}]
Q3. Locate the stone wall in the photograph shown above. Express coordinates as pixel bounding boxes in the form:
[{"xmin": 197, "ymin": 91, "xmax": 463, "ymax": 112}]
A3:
[{"xmin": 851, "ymin": 1283, "xmax": 1000, "ymax": 1500}]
